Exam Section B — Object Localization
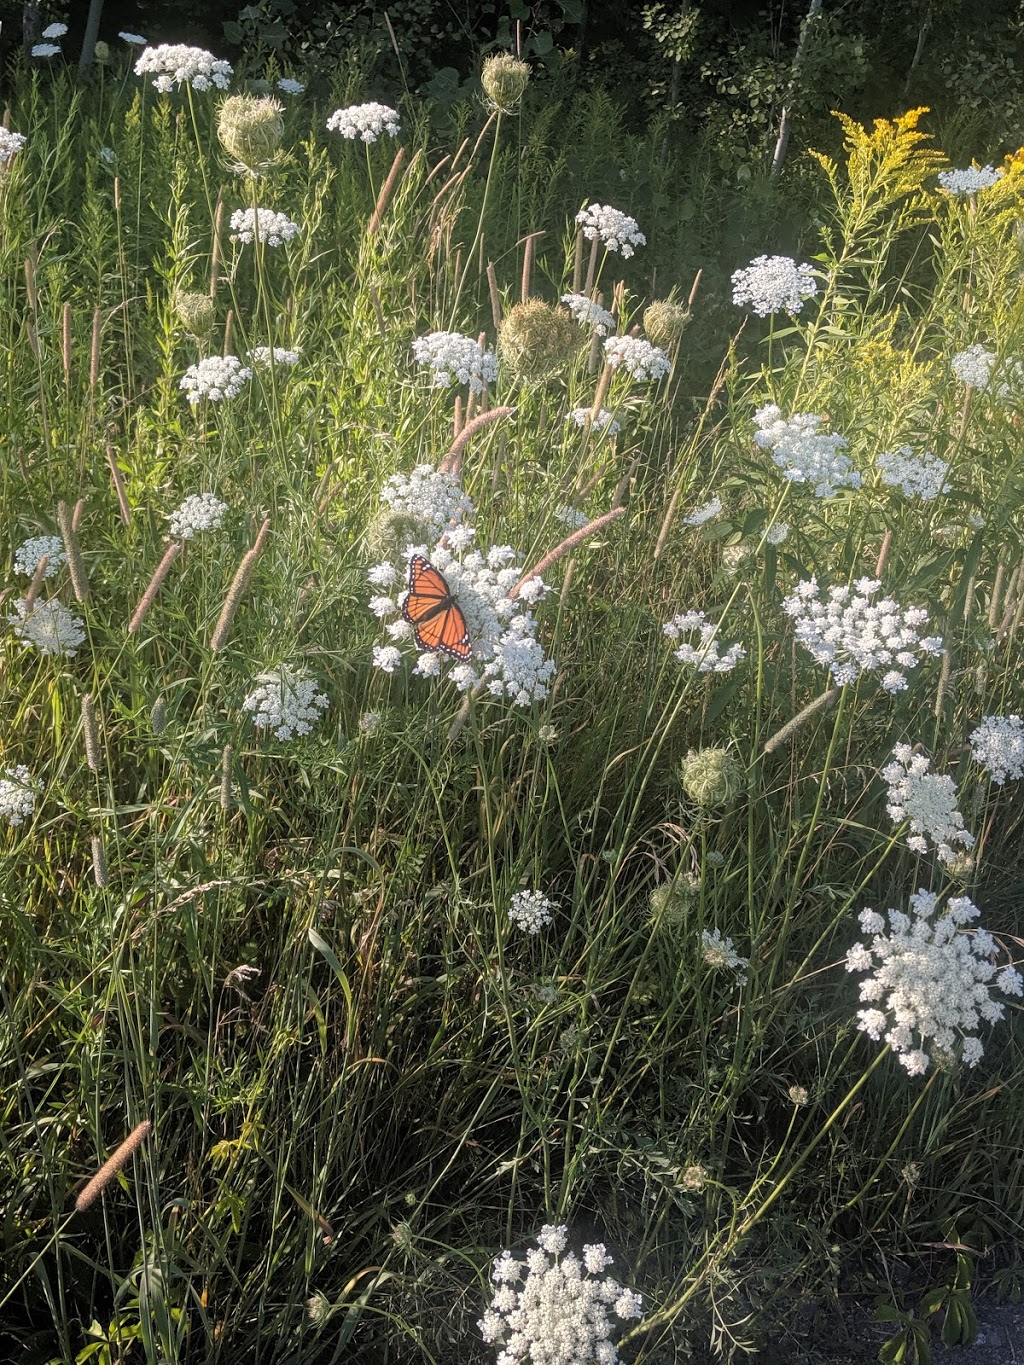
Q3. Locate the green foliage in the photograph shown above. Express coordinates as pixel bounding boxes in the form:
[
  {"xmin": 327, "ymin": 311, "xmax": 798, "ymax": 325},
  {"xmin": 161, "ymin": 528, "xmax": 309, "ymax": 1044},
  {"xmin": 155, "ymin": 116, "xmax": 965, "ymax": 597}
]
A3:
[{"xmin": 2, "ymin": 46, "xmax": 1024, "ymax": 1365}]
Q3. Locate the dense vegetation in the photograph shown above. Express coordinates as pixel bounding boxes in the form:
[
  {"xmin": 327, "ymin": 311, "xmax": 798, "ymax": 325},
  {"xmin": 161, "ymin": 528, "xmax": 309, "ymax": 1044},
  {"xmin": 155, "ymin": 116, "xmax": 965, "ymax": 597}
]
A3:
[{"xmin": 2, "ymin": 23, "xmax": 1024, "ymax": 1365}]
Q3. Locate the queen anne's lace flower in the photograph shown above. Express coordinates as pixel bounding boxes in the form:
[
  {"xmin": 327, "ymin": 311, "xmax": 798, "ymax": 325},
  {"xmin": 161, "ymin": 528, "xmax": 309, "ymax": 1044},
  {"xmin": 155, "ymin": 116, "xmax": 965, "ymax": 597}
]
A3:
[
  {"xmin": 753, "ymin": 404, "xmax": 860, "ymax": 497},
  {"xmin": 882, "ymin": 744, "xmax": 974, "ymax": 865},
  {"xmin": 242, "ymin": 666, "xmax": 329, "ymax": 740},
  {"xmin": 766, "ymin": 521, "xmax": 790, "ymax": 545},
  {"xmin": 380, "ymin": 465, "xmax": 473, "ymax": 537},
  {"xmin": 701, "ymin": 928, "xmax": 748, "ymax": 983},
  {"xmin": 179, "ymin": 355, "xmax": 252, "ymax": 403},
  {"xmin": 134, "ymin": 44, "xmax": 233, "ymax": 92},
  {"xmin": 9, "ymin": 598, "xmax": 86, "ymax": 657},
  {"xmin": 249, "ymin": 346, "xmax": 300, "ymax": 368},
  {"xmin": 41, "ymin": 22, "xmax": 67, "ymax": 37},
  {"xmin": 682, "ymin": 497, "xmax": 723, "ymax": 526},
  {"xmin": 782, "ymin": 577, "xmax": 942, "ymax": 692},
  {"xmin": 969, "ymin": 714, "xmax": 1024, "ymax": 786},
  {"xmin": 326, "ymin": 102, "xmax": 400, "ymax": 142},
  {"xmin": 554, "ymin": 505, "xmax": 589, "ymax": 530},
  {"xmin": 938, "ymin": 166, "xmax": 1002, "ymax": 195},
  {"xmin": 478, "ymin": 1224, "xmax": 642, "ymax": 1362},
  {"xmin": 0, "ymin": 766, "xmax": 41, "ymax": 827},
  {"xmin": 566, "ymin": 407, "xmax": 621, "ymax": 434},
  {"xmin": 167, "ymin": 493, "xmax": 228, "ymax": 540},
  {"xmin": 846, "ymin": 889, "xmax": 1022, "ymax": 1075},
  {"xmin": 575, "ymin": 203, "xmax": 646, "ymax": 257},
  {"xmin": 731, "ymin": 255, "xmax": 817, "ymax": 316},
  {"xmin": 0, "ymin": 128, "xmax": 27, "ymax": 163},
  {"xmin": 229, "ymin": 207, "xmax": 300, "ymax": 246},
  {"xmin": 14, "ymin": 535, "xmax": 66, "ymax": 579},
  {"xmin": 412, "ymin": 331, "xmax": 498, "ymax": 393},
  {"xmin": 603, "ymin": 336, "xmax": 669, "ymax": 382},
  {"xmin": 277, "ymin": 77, "xmax": 304, "ymax": 94},
  {"xmin": 119, "ymin": 31, "xmax": 148, "ymax": 45},
  {"xmin": 369, "ymin": 539, "xmax": 554, "ymax": 706},
  {"xmin": 875, "ymin": 446, "xmax": 951, "ymax": 500},
  {"xmin": 31, "ymin": 43, "xmax": 61, "ymax": 57},
  {"xmin": 509, "ymin": 889, "xmax": 555, "ymax": 934},
  {"xmin": 560, "ymin": 293, "xmax": 616, "ymax": 334},
  {"xmin": 663, "ymin": 610, "xmax": 745, "ymax": 673},
  {"xmin": 951, "ymin": 344, "xmax": 996, "ymax": 390}
]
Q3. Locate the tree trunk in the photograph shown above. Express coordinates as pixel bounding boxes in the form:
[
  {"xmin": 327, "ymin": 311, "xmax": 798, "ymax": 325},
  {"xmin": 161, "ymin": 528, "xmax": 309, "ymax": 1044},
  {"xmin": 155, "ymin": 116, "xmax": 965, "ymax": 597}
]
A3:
[
  {"xmin": 79, "ymin": 0, "xmax": 105, "ymax": 72},
  {"xmin": 771, "ymin": 0, "xmax": 823, "ymax": 181}
]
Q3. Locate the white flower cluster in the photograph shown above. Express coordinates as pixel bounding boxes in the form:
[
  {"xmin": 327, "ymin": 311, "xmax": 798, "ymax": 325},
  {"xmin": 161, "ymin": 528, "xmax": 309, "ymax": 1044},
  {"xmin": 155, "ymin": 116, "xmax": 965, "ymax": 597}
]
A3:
[
  {"xmin": 701, "ymin": 928, "xmax": 749, "ymax": 983},
  {"xmin": 846, "ymin": 889, "xmax": 1023, "ymax": 1075},
  {"xmin": 682, "ymin": 496, "xmax": 723, "ymax": 526},
  {"xmin": 731, "ymin": 255, "xmax": 818, "ymax": 316},
  {"xmin": 875, "ymin": 446, "xmax": 951, "ymax": 500},
  {"xmin": 32, "ymin": 43, "xmax": 61, "ymax": 57},
  {"xmin": 882, "ymin": 744, "xmax": 974, "ymax": 865},
  {"xmin": 9, "ymin": 598, "xmax": 86, "ymax": 657},
  {"xmin": 0, "ymin": 765, "xmax": 41, "ymax": 828},
  {"xmin": 575, "ymin": 203, "xmax": 646, "ymax": 257},
  {"xmin": 554, "ymin": 505, "xmax": 589, "ymax": 530},
  {"xmin": 179, "ymin": 355, "xmax": 252, "ymax": 403},
  {"xmin": 782, "ymin": 577, "xmax": 943, "ymax": 692},
  {"xmin": 369, "ymin": 542, "xmax": 555, "ymax": 706},
  {"xmin": 277, "ymin": 77, "xmax": 304, "ymax": 94},
  {"xmin": 766, "ymin": 521, "xmax": 790, "ymax": 545},
  {"xmin": 937, "ymin": 166, "xmax": 1002, "ymax": 196},
  {"xmin": 250, "ymin": 346, "xmax": 300, "ymax": 368},
  {"xmin": 326, "ymin": 102, "xmax": 401, "ymax": 142},
  {"xmin": 478, "ymin": 1223, "xmax": 642, "ymax": 1365},
  {"xmin": 509, "ymin": 889, "xmax": 555, "ymax": 935},
  {"xmin": 969, "ymin": 714, "xmax": 1024, "ymax": 786},
  {"xmin": 14, "ymin": 535, "xmax": 66, "ymax": 579},
  {"xmin": 242, "ymin": 667, "xmax": 329, "ymax": 740},
  {"xmin": 560, "ymin": 293, "xmax": 616, "ymax": 335},
  {"xmin": 380, "ymin": 464, "xmax": 473, "ymax": 537},
  {"xmin": 663, "ymin": 610, "xmax": 746, "ymax": 674},
  {"xmin": 412, "ymin": 331, "xmax": 498, "ymax": 393},
  {"xmin": 41, "ymin": 22, "xmax": 67, "ymax": 37},
  {"xmin": 119, "ymin": 32, "xmax": 148, "ymax": 45},
  {"xmin": 229, "ymin": 208, "xmax": 300, "ymax": 246},
  {"xmin": 167, "ymin": 492, "xmax": 228, "ymax": 540},
  {"xmin": 566, "ymin": 408, "xmax": 621, "ymax": 435},
  {"xmin": 951, "ymin": 344, "xmax": 996, "ymax": 390},
  {"xmin": 603, "ymin": 336, "xmax": 670, "ymax": 382},
  {"xmin": 753, "ymin": 404, "xmax": 861, "ymax": 498},
  {"xmin": 0, "ymin": 129, "xmax": 27, "ymax": 164},
  {"xmin": 133, "ymin": 44, "xmax": 233, "ymax": 92}
]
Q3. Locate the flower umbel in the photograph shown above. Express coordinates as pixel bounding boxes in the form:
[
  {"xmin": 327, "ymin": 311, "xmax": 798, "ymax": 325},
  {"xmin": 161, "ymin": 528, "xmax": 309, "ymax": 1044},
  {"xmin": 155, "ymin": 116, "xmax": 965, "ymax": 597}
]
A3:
[
  {"xmin": 603, "ymin": 336, "xmax": 670, "ymax": 382},
  {"xmin": 575, "ymin": 203, "xmax": 646, "ymax": 257},
  {"xmin": 413, "ymin": 332, "xmax": 498, "ymax": 393},
  {"xmin": 753, "ymin": 404, "xmax": 860, "ymax": 498},
  {"xmin": 134, "ymin": 44, "xmax": 232, "ymax": 92},
  {"xmin": 167, "ymin": 493, "xmax": 228, "ymax": 540},
  {"xmin": 509, "ymin": 889, "xmax": 555, "ymax": 935},
  {"xmin": 731, "ymin": 255, "xmax": 817, "ymax": 316},
  {"xmin": 846, "ymin": 889, "xmax": 1022, "ymax": 1075},
  {"xmin": 14, "ymin": 535, "xmax": 66, "ymax": 579},
  {"xmin": 478, "ymin": 1224, "xmax": 642, "ymax": 1363},
  {"xmin": 782, "ymin": 577, "xmax": 943, "ymax": 692},
  {"xmin": 229, "ymin": 207, "xmax": 299, "ymax": 246},
  {"xmin": 326, "ymin": 103, "xmax": 401, "ymax": 142},
  {"xmin": 179, "ymin": 355, "xmax": 252, "ymax": 403},
  {"xmin": 882, "ymin": 744, "xmax": 975, "ymax": 865},
  {"xmin": 969, "ymin": 714, "xmax": 1024, "ymax": 786},
  {"xmin": 875, "ymin": 446, "xmax": 951, "ymax": 500},
  {"xmin": 242, "ymin": 667, "xmax": 329, "ymax": 740},
  {"xmin": 9, "ymin": 598, "xmax": 86, "ymax": 657},
  {"xmin": 663, "ymin": 611, "xmax": 745, "ymax": 674},
  {"xmin": 0, "ymin": 766, "xmax": 41, "ymax": 827}
]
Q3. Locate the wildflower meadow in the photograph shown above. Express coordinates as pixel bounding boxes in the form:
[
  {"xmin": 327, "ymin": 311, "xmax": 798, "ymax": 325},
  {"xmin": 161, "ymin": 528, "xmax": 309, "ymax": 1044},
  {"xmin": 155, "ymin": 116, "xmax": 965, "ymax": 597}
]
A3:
[{"xmin": 3, "ymin": 30, "xmax": 1024, "ymax": 1365}]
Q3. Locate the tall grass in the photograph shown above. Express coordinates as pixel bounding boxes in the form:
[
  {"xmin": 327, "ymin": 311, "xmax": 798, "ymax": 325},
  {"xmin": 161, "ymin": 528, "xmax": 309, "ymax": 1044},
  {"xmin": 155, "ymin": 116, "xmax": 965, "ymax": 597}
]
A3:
[{"xmin": 1, "ymin": 51, "xmax": 1024, "ymax": 1365}]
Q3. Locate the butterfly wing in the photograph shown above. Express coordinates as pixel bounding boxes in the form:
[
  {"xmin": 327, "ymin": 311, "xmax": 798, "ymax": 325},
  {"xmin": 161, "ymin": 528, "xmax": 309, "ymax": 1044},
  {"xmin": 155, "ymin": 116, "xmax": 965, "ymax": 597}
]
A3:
[{"xmin": 402, "ymin": 554, "xmax": 473, "ymax": 661}]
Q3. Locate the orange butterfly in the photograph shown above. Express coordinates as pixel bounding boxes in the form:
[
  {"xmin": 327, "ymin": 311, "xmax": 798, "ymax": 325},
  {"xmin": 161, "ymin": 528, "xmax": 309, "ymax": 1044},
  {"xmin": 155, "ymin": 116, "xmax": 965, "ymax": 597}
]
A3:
[{"xmin": 402, "ymin": 554, "xmax": 473, "ymax": 661}]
